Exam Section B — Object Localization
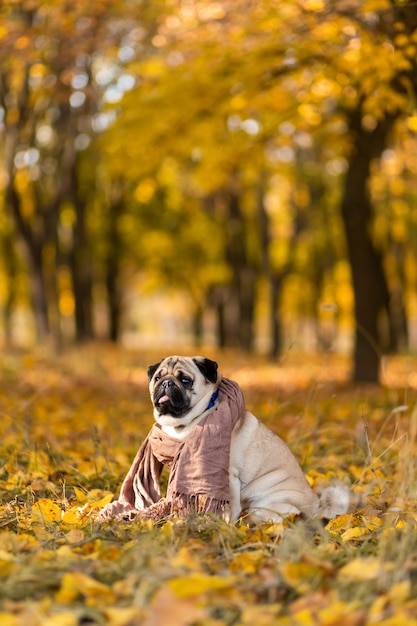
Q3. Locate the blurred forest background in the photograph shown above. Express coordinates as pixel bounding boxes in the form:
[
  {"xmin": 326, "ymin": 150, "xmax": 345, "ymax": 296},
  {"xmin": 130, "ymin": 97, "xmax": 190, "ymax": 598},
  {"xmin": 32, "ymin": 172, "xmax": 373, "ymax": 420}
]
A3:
[{"xmin": 1, "ymin": 0, "xmax": 417, "ymax": 384}]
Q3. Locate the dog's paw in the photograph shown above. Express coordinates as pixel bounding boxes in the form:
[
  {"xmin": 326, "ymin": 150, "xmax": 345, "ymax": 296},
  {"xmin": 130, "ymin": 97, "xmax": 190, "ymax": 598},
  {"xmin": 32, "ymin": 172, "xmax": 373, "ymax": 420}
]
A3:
[
  {"xmin": 319, "ymin": 484, "xmax": 350, "ymax": 519},
  {"xmin": 95, "ymin": 501, "xmax": 137, "ymax": 522}
]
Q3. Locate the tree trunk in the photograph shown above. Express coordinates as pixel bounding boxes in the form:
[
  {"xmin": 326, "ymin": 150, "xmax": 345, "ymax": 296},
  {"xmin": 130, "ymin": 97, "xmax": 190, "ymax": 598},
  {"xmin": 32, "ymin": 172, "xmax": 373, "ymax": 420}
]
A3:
[
  {"xmin": 7, "ymin": 183, "xmax": 50, "ymax": 341},
  {"xmin": 237, "ymin": 265, "xmax": 257, "ymax": 351},
  {"xmin": 383, "ymin": 242, "xmax": 409, "ymax": 354},
  {"xmin": 2, "ymin": 232, "xmax": 19, "ymax": 346},
  {"xmin": 216, "ymin": 302, "xmax": 226, "ymax": 348},
  {"xmin": 2, "ymin": 63, "xmax": 51, "ymax": 343},
  {"xmin": 69, "ymin": 163, "xmax": 94, "ymax": 343},
  {"xmin": 105, "ymin": 265, "xmax": 121, "ymax": 343},
  {"xmin": 224, "ymin": 190, "xmax": 257, "ymax": 351},
  {"xmin": 257, "ymin": 180, "xmax": 305, "ymax": 358},
  {"xmin": 192, "ymin": 306, "xmax": 204, "ymax": 347},
  {"xmin": 70, "ymin": 217, "xmax": 94, "ymax": 342},
  {"xmin": 269, "ymin": 274, "xmax": 284, "ymax": 358},
  {"xmin": 104, "ymin": 196, "xmax": 125, "ymax": 342},
  {"xmin": 257, "ymin": 184, "xmax": 284, "ymax": 358},
  {"xmin": 212, "ymin": 288, "xmax": 227, "ymax": 349},
  {"xmin": 341, "ymin": 107, "xmax": 396, "ymax": 383}
]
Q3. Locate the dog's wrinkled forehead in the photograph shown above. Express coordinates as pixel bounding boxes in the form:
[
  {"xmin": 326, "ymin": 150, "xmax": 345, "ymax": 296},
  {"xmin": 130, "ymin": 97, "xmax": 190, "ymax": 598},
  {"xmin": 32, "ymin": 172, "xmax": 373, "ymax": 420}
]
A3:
[
  {"xmin": 156, "ymin": 357, "xmax": 193, "ymax": 379},
  {"xmin": 148, "ymin": 356, "xmax": 218, "ymax": 384}
]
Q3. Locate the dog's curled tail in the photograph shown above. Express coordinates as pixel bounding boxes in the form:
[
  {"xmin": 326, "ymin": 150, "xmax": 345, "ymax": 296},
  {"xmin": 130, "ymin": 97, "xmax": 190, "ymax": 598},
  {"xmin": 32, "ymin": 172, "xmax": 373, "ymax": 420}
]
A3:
[{"xmin": 318, "ymin": 484, "xmax": 350, "ymax": 519}]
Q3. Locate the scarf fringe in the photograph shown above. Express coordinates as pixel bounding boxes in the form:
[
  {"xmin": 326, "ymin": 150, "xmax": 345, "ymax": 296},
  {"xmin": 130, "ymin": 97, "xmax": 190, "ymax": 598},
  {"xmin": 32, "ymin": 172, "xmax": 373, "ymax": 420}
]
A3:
[
  {"xmin": 169, "ymin": 493, "xmax": 230, "ymax": 517},
  {"xmin": 96, "ymin": 494, "xmax": 230, "ymax": 522}
]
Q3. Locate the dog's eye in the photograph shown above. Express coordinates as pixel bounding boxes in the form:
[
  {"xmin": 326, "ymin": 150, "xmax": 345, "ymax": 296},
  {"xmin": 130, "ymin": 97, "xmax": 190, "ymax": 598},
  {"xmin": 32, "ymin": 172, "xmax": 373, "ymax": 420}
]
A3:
[
  {"xmin": 181, "ymin": 377, "xmax": 192, "ymax": 387},
  {"xmin": 154, "ymin": 376, "xmax": 161, "ymax": 382}
]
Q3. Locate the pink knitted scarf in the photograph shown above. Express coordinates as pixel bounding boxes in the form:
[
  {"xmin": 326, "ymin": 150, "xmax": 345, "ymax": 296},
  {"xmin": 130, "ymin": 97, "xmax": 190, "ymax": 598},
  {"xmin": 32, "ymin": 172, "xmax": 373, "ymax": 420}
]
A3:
[{"xmin": 98, "ymin": 378, "xmax": 245, "ymax": 521}]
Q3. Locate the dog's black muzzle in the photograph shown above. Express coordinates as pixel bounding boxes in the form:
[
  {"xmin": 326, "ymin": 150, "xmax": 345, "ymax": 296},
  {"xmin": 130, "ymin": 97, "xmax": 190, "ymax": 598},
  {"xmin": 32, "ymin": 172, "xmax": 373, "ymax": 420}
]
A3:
[{"xmin": 153, "ymin": 378, "xmax": 190, "ymax": 417}]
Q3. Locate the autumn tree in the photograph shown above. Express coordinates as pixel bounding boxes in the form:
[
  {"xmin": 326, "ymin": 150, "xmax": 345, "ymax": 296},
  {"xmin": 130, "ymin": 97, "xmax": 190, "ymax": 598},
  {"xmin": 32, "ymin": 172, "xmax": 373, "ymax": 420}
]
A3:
[
  {"xmin": 333, "ymin": 1, "xmax": 417, "ymax": 382},
  {"xmin": 2, "ymin": 0, "xmax": 417, "ymax": 385},
  {"xmin": 0, "ymin": 0, "xmax": 154, "ymax": 344},
  {"xmin": 101, "ymin": 0, "xmax": 417, "ymax": 382},
  {"xmin": 99, "ymin": 1, "xmax": 342, "ymax": 353}
]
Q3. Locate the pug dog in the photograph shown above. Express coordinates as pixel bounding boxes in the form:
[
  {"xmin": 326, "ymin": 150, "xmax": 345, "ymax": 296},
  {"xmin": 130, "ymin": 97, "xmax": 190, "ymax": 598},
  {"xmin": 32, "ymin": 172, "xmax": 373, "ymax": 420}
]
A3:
[{"xmin": 148, "ymin": 355, "xmax": 349, "ymax": 523}]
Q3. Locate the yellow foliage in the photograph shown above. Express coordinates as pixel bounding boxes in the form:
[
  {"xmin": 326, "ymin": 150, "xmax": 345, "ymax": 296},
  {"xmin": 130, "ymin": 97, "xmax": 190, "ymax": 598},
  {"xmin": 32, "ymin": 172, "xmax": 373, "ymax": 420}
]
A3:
[
  {"xmin": 56, "ymin": 572, "xmax": 116, "ymax": 604},
  {"xmin": 134, "ymin": 178, "xmax": 156, "ymax": 203},
  {"xmin": 42, "ymin": 615, "xmax": 78, "ymax": 626},
  {"xmin": 65, "ymin": 529, "xmax": 85, "ymax": 544},
  {"xmin": 14, "ymin": 36, "xmax": 31, "ymax": 50},
  {"xmin": 303, "ymin": 0, "xmax": 325, "ymax": 11},
  {"xmin": 239, "ymin": 604, "xmax": 282, "ymax": 625},
  {"xmin": 297, "ymin": 104, "xmax": 322, "ymax": 126},
  {"xmin": 168, "ymin": 573, "xmax": 236, "ymax": 598},
  {"xmin": 0, "ymin": 549, "xmax": 16, "ymax": 576},
  {"xmin": 363, "ymin": 0, "xmax": 390, "ymax": 8},
  {"xmin": 61, "ymin": 507, "xmax": 88, "ymax": 527},
  {"xmin": 171, "ymin": 543, "xmax": 206, "ymax": 572},
  {"xmin": 0, "ymin": 614, "xmax": 19, "ymax": 626},
  {"xmin": 2, "ymin": 349, "xmax": 417, "ymax": 624},
  {"xmin": 341, "ymin": 526, "xmax": 366, "ymax": 541},
  {"xmin": 31, "ymin": 499, "xmax": 62, "ymax": 523},
  {"xmin": 395, "ymin": 34, "xmax": 410, "ymax": 48},
  {"xmin": 28, "ymin": 451, "xmax": 51, "ymax": 478},
  {"xmin": 279, "ymin": 560, "xmax": 325, "ymax": 595},
  {"xmin": 229, "ymin": 550, "xmax": 266, "ymax": 573},
  {"xmin": 338, "ymin": 558, "xmax": 394, "ymax": 582},
  {"xmin": 144, "ymin": 586, "xmax": 205, "ymax": 626},
  {"xmin": 408, "ymin": 115, "xmax": 417, "ymax": 132},
  {"xmin": 388, "ymin": 580, "xmax": 411, "ymax": 604},
  {"xmin": 0, "ymin": 531, "xmax": 38, "ymax": 552},
  {"xmin": 85, "ymin": 491, "xmax": 114, "ymax": 509},
  {"xmin": 104, "ymin": 607, "xmax": 144, "ymax": 626},
  {"xmin": 230, "ymin": 94, "xmax": 247, "ymax": 110}
]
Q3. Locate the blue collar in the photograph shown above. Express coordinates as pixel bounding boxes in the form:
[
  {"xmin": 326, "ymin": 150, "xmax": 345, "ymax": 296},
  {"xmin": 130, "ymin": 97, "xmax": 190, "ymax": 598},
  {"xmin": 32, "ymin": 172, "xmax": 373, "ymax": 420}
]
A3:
[{"xmin": 207, "ymin": 390, "xmax": 218, "ymax": 410}]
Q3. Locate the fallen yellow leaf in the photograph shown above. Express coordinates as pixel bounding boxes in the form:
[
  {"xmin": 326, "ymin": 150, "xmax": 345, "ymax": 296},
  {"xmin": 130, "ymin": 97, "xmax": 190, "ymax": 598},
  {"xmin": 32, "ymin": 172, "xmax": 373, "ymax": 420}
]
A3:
[
  {"xmin": 65, "ymin": 529, "xmax": 85, "ymax": 544},
  {"xmin": 0, "ymin": 613, "xmax": 19, "ymax": 626},
  {"xmin": 338, "ymin": 558, "xmax": 394, "ymax": 582},
  {"xmin": 265, "ymin": 522, "xmax": 284, "ymax": 538},
  {"xmin": 86, "ymin": 492, "xmax": 114, "ymax": 509},
  {"xmin": 104, "ymin": 606, "xmax": 144, "ymax": 626},
  {"xmin": 42, "ymin": 614, "xmax": 78, "ymax": 626},
  {"xmin": 341, "ymin": 527, "xmax": 366, "ymax": 542},
  {"xmin": 168, "ymin": 573, "xmax": 236, "ymax": 598},
  {"xmin": 289, "ymin": 608, "xmax": 315, "ymax": 626},
  {"xmin": 55, "ymin": 571, "xmax": 116, "ymax": 604},
  {"xmin": 279, "ymin": 561, "xmax": 323, "ymax": 595},
  {"xmin": 143, "ymin": 586, "xmax": 205, "ymax": 626},
  {"xmin": 326, "ymin": 513, "xmax": 355, "ymax": 532},
  {"xmin": 0, "ymin": 550, "xmax": 16, "ymax": 576},
  {"xmin": 32, "ymin": 499, "xmax": 62, "ymax": 523},
  {"xmin": 387, "ymin": 580, "xmax": 411, "ymax": 603},
  {"xmin": 318, "ymin": 600, "xmax": 364, "ymax": 625},
  {"xmin": 86, "ymin": 489, "xmax": 114, "ymax": 503},
  {"xmin": 0, "ymin": 531, "xmax": 38, "ymax": 552},
  {"xmin": 61, "ymin": 507, "xmax": 89, "ymax": 526},
  {"xmin": 229, "ymin": 550, "xmax": 266, "ymax": 573},
  {"xmin": 55, "ymin": 574, "xmax": 78, "ymax": 604},
  {"xmin": 73, "ymin": 486, "xmax": 87, "ymax": 502},
  {"xmin": 112, "ymin": 574, "xmax": 140, "ymax": 598},
  {"xmin": 239, "ymin": 604, "xmax": 282, "ymax": 625}
]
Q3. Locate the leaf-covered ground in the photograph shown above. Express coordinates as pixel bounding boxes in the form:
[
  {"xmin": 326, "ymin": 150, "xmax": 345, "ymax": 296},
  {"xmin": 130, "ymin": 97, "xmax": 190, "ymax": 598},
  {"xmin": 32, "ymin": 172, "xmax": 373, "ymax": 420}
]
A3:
[{"xmin": 1, "ymin": 345, "xmax": 417, "ymax": 626}]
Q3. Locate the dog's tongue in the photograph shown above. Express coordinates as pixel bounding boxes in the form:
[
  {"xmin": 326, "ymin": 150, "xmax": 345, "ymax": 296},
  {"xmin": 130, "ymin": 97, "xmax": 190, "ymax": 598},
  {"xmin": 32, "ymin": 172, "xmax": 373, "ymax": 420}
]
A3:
[{"xmin": 158, "ymin": 395, "xmax": 170, "ymax": 404}]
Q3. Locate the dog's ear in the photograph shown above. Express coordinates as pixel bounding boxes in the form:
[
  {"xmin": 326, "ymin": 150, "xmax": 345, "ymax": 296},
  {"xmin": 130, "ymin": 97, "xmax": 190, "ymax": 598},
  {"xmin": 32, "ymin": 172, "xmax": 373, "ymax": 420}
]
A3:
[
  {"xmin": 147, "ymin": 362, "xmax": 161, "ymax": 381},
  {"xmin": 193, "ymin": 357, "xmax": 218, "ymax": 383}
]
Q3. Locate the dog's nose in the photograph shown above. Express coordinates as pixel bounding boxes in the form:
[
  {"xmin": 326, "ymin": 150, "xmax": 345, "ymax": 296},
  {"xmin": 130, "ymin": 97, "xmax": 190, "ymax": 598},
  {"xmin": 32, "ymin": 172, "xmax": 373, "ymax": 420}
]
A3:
[{"xmin": 162, "ymin": 380, "xmax": 173, "ymax": 388}]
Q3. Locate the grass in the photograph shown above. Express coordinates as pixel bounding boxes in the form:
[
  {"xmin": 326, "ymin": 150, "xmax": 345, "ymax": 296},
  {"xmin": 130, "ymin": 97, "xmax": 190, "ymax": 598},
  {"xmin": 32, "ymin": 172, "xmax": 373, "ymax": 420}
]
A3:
[{"xmin": 1, "ymin": 345, "xmax": 417, "ymax": 625}]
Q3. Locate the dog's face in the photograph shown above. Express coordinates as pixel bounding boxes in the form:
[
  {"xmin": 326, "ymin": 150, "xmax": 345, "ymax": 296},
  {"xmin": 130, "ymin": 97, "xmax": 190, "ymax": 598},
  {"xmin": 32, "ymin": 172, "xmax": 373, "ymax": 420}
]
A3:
[{"xmin": 148, "ymin": 356, "xmax": 218, "ymax": 428}]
